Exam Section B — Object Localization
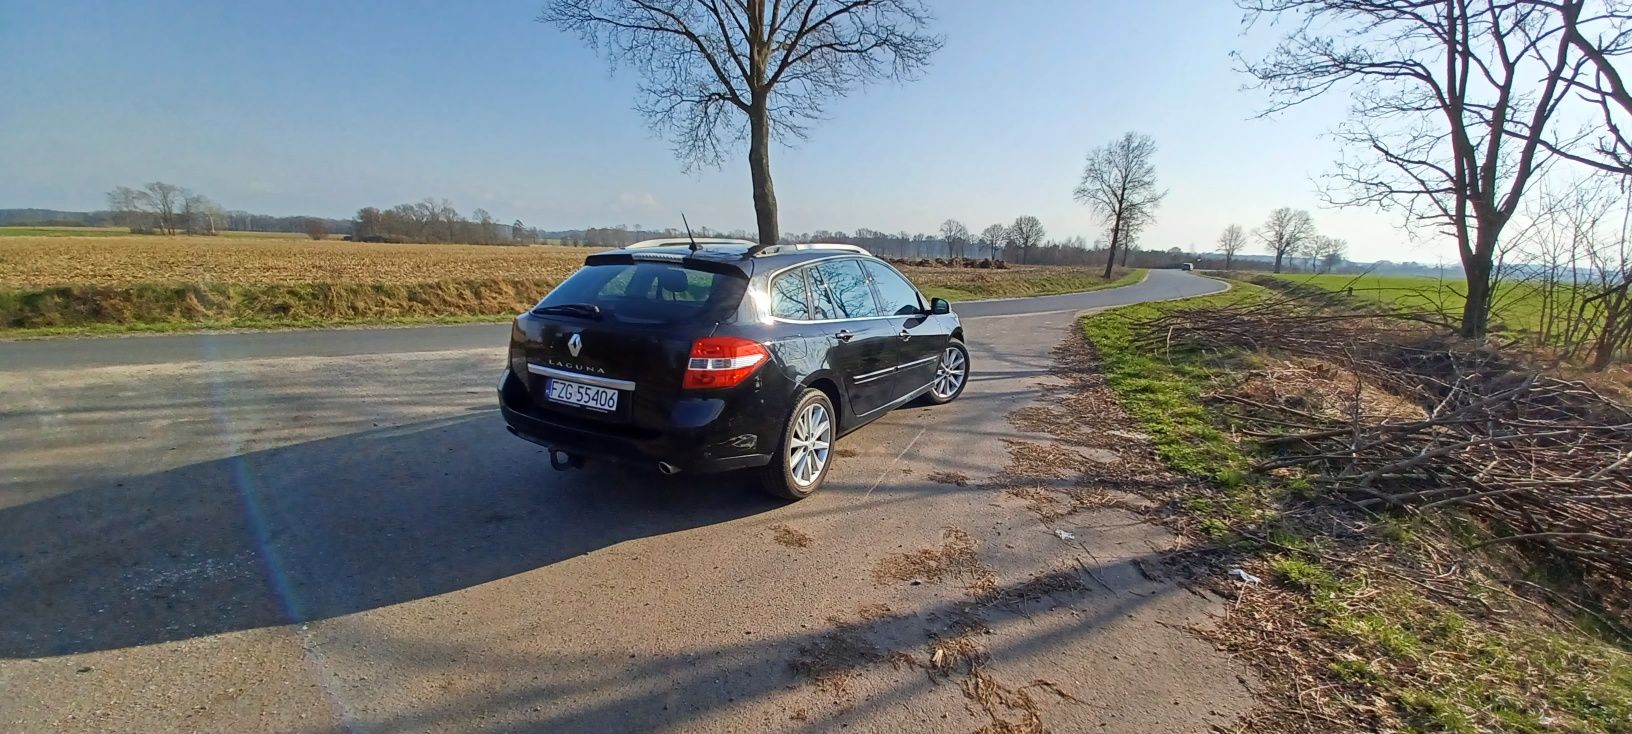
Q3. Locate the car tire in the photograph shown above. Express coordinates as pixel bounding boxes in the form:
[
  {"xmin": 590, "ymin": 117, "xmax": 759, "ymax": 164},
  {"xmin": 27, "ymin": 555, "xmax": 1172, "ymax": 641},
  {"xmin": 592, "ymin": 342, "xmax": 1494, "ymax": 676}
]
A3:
[
  {"xmin": 922, "ymin": 339, "xmax": 970, "ymax": 405},
  {"xmin": 759, "ymin": 388, "xmax": 836, "ymax": 500}
]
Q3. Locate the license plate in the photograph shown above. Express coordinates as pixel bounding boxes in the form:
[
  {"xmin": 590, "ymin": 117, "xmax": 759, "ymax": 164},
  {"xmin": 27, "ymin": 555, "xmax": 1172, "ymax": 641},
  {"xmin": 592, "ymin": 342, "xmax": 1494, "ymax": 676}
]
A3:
[{"xmin": 544, "ymin": 378, "xmax": 619, "ymax": 412}]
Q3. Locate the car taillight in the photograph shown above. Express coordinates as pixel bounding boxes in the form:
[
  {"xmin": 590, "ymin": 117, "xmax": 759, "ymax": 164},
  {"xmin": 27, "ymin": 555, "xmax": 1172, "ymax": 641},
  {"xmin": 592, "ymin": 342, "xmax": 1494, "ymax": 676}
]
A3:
[{"xmin": 683, "ymin": 336, "xmax": 768, "ymax": 389}]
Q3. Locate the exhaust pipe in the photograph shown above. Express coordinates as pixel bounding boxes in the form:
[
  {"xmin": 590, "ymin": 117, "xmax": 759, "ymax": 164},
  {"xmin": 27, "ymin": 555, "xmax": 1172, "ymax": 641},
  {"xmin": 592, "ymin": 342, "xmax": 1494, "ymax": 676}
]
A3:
[
  {"xmin": 657, "ymin": 461, "xmax": 681, "ymax": 476},
  {"xmin": 549, "ymin": 450, "xmax": 585, "ymax": 471}
]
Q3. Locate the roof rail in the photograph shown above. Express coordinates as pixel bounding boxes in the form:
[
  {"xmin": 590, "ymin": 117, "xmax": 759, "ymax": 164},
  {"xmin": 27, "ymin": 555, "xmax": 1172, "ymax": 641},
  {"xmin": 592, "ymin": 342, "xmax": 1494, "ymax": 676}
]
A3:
[
  {"xmin": 626, "ymin": 237, "xmax": 756, "ymax": 250},
  {"xmin": 749, "ymin": 243, "xmax": 871, "ymax": 257}
]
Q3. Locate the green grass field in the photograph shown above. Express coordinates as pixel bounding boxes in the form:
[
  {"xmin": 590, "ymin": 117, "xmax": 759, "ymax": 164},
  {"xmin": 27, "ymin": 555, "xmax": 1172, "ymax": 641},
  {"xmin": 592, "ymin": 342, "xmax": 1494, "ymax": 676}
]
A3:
[{"xmin": 1266, "ymin": 273, "xmax": 1548, "ymax": 336}]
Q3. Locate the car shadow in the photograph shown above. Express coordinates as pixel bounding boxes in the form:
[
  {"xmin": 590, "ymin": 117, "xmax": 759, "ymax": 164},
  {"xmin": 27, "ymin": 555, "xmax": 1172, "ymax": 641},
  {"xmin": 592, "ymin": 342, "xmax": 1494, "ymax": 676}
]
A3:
[{"xmin": 0, "ymin": 411, "xmax": 781, "ymax": 658}]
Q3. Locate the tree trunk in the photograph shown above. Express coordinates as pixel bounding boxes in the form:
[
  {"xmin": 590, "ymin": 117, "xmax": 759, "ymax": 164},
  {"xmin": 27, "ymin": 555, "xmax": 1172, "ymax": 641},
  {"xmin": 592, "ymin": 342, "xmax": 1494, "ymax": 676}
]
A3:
[
  {"xmin": 1459, "ymin": 225, "xmax": 1500, "ymax": 339},
  {"xmin": 1225, "ymin": 253, "xmax": 1233, "ymax": 270},
  {"xmin": 1460, "ymin": 263, "xmax": 1492, "ymax": 339},
  {"xmin": 1273, "ymin": 250, "xmax": 1284, "ymax": 273},
  {"xmin": 748, "ymin": 101, "xmax": 779, "ymax": 245},
  {"xmin": 1589, "ymin": 288, "xmax": 1630, "ymax": 370},
  {"xmin": 1102, "ymin": 215, "xmax": 1121, "ymax": 279}
]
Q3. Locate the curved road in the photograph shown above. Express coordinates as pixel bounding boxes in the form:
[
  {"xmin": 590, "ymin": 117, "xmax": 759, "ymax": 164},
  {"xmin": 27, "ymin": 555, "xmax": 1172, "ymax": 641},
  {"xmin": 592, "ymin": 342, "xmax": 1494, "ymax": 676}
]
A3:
[{"xmin": 0, "ymin": 270, "xmax": 1244, "ymax": 733}]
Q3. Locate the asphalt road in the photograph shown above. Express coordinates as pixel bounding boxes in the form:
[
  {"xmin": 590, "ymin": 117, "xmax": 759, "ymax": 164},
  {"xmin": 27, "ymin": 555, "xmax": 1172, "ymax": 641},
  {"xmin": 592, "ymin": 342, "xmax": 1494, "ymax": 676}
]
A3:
[
  {"xmin": 0, "ymin": 268, "xmax": 1218, "ymax": 372},
  {"xmin": 0, "ymin": 269, "xmax": 1243, "ymax": 733}
]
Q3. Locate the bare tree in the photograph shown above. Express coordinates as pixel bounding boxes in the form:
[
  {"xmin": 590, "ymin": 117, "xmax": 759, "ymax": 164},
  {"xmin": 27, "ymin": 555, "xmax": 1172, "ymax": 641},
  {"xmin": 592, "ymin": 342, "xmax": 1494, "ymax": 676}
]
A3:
[
  {"xmin": 106, "ymin": 186, "xmax": 142, "ymax": 231},
  {"xmin": 939, "ymin": 218, "xmax": 970, "ymax": 260},
  {"xmin": 474, "ymin": 207, "xmax": 497, "ymax": 244},
  {"xmin": 140, "ymin": 182, "xmax": 187, "ymax": 235},
  {"xmin": 1217, "ymin": 223, "xmax": 1248, "ymax": 269},
  {"xmin": 1238, "ymin": 0, "xmax": 1584, "ymax": 337},
  {"xmin": 356, "ymin": 207, "xmax": 385, "ymax": 239},
  {"xmin": 980, "ymin": 222, "xmax": 1006, "ymax": 260},
  {"xmin": 540, "ymin": 0, "xmax": 942, "ymax": 245},
  {"xmin": 1522, "ymin": 173, "xmax": 1632, "ymax": 368},
  {"xmin": 1257, "ymin": 207, "xmax": 1316, "ymax": 273},
  {"xmin": 1073, "ymin": 132, "xmax": 1167, "ymax": 278},
  {"xmin": 182, "ymin": 193, "xmax": 221, "ymax": 234},
  {"xmin": 1309, "ymin": 235, "xmax": 1348, "ymax": 273},
  {"xmin": 304, "ymin": 218, "xmax": 328, "ymax": 240},
  {"xmin": 1006, "ymin": 216, "xmax": 1045, "ymax": 264},
  {"xmin": 106, "ymin": 182, "xmax": 195, "ymax": 235}
]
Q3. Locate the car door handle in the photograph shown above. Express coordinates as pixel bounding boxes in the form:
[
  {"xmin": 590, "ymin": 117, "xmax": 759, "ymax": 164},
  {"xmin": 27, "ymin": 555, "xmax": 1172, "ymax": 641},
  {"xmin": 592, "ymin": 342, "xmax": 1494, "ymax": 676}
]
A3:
[
  {"xmin": 834, "ymin": 329, "xmax": 855, "ymax": 342},
  {"xmin": 898, "ymin": 329, "xmax": 911, "ymax": 340}
]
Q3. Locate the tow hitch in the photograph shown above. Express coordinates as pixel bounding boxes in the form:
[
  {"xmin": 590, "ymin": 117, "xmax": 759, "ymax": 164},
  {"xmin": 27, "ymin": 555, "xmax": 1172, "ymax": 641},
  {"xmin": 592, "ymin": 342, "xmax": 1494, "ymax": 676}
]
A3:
[{"xmin": 549, "ymin": 449, "xmax": 585, "ymax": 471}]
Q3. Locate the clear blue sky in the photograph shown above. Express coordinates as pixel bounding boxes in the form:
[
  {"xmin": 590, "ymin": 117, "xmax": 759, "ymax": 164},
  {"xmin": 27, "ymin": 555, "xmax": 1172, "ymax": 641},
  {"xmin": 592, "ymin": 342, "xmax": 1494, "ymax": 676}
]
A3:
[{"xmin": 0, "ymin": 0, "xmax": 1444, "ymax": 263}]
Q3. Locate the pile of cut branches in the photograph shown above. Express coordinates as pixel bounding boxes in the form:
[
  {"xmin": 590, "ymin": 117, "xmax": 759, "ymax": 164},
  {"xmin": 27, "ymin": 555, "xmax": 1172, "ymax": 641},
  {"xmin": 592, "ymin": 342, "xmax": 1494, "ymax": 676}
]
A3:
[{"xmin": 1143, "ymin": 295, "xmax": 1632, "ymax": 617}]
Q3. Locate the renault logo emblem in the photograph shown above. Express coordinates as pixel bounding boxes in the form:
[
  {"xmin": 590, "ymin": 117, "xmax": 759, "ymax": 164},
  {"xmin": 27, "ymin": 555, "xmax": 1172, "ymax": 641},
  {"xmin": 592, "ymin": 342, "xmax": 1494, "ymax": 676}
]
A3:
[{"xmin": 567, "ymin": 332, "xmax": 583, "ymax": 357}]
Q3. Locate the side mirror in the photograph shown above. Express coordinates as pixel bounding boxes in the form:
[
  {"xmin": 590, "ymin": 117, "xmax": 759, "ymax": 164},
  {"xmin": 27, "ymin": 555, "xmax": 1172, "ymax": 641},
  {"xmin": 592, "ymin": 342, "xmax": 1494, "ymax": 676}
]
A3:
[{"xmin": 929, "ymin": 297, "xmax": 952, "ymax": 315}]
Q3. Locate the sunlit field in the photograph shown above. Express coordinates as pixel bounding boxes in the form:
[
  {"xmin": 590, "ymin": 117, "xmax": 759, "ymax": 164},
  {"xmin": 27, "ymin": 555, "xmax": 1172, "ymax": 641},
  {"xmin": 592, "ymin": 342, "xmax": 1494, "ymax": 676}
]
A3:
[
  {"xmin": 1268, "ymin": 272, "xmax": 1549, "ymax": 334},
  {"xmin": 0, "ymin": 235, "xmax": 586, "ymax": 289},
  {"xmin": 0, "ymin": 234, "xmax": 1141, "ymax": 334}
]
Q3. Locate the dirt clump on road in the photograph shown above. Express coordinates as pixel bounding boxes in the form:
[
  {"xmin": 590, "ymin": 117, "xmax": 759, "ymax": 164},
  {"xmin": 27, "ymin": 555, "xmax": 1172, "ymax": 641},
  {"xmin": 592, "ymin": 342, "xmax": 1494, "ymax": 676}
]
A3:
[
  {"xmin": 926, "ymin": 470, "xmax": 970, "ymax": 486},
  {"xmin": 872, "ymin": 528, "xmax": 997, "ymax": 595},
  {"xmin": 769, "ymin": 524, "xmax": 813, "ymax": 548}
]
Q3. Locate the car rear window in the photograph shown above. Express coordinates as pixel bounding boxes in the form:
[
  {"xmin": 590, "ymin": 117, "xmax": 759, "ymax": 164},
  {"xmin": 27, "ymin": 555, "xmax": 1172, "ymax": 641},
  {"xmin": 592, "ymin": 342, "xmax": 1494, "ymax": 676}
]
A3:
[{"xmin": 537, "ymin": 263, "xmax": 745, "ymax": 324}]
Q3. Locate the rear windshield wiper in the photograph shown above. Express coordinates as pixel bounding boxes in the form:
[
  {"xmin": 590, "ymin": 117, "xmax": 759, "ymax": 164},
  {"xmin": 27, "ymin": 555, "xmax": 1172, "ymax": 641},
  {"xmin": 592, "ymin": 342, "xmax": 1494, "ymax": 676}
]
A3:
[{"xmin": 532, "ymin": 303, "xmax": 603, "ymax": 320}]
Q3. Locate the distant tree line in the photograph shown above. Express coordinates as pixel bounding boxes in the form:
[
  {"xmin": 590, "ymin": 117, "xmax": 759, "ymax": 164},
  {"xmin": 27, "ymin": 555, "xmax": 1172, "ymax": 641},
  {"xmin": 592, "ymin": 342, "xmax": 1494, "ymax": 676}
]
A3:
[
  {"xmin": 352, "ymin": 199, "xmax": 527, "ymax": 245},
  {"xmin": 98, "ymin": 182, "xmax": 353, "ymax": 236}
]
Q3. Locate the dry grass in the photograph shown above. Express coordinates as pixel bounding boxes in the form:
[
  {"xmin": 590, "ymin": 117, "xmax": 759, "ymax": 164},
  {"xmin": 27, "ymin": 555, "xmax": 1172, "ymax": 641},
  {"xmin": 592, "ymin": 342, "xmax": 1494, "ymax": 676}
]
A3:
[
  {"xmin": 0, "ymin": 235, "xmax": 1146, "ymax": 334},
  {"xmin": 0, "ymin": 235, "xmax": 586, "ymax": 288},
  {"xmin": 0, "ymin": 235, "xmax": 588, "ymax": 332}
]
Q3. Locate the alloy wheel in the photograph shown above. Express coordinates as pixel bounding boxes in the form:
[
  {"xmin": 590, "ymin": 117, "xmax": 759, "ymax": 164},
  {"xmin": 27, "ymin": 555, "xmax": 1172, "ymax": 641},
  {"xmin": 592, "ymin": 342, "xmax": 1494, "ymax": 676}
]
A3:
[
  {"xmin": 931, "ymin": 347, "xmax": 967, "ymax": 399},
  {"xmin": 787, "ymin": 402, "xmax": 833, "ymax": 487}
]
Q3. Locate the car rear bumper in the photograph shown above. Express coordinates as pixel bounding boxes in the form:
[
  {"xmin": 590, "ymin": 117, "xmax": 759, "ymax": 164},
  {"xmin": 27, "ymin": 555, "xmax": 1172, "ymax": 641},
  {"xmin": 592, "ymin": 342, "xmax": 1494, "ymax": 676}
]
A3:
[{"xmin": 497, "ymin": 368, "xmax": 774, "ymax": 474}]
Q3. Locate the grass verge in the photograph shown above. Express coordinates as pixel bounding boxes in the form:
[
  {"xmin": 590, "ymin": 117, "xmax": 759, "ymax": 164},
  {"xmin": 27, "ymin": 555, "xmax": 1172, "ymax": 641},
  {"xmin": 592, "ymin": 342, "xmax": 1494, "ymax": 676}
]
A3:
[
  {"xmin": 1079, "ymin": 281, "xmax": 1632, "ymax": 733},
  {"xmin": 0, "ymin": 279, "xmax": 555, "ymax": 337}
]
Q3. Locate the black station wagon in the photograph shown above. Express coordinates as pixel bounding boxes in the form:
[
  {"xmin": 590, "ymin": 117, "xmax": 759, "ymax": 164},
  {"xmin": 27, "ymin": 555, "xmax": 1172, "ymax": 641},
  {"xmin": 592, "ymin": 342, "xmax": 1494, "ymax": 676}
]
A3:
[{"xmin": 498, "ymin": 239, "xmax": 969, "ymax": 499}]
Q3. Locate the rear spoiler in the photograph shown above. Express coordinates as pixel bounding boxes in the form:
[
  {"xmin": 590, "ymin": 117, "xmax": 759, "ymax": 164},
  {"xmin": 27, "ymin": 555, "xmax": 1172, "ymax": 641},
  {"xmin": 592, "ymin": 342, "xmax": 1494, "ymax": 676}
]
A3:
[{"xmin": 583, "ymin": 251, "xmax": 749, "ymax": 278}]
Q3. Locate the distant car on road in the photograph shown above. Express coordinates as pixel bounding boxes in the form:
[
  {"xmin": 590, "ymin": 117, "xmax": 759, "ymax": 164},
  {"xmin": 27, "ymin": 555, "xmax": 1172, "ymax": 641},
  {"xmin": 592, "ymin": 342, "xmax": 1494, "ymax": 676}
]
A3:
[
  {"xmin": 498, "ymin": 239, "xmax": 969, "ymax": 499},
  {"xmin": 1180, "ymin": 262, "xmax": 1194, "ymax": 271}
]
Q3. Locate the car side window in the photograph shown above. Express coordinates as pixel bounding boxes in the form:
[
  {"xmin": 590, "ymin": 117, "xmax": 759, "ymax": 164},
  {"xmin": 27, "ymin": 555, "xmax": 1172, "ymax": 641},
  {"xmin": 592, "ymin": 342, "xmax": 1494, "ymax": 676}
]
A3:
[
  {"xmin": 863, "ymin": 261, "xmax": 923, "ymax": 316},
  {"xmin": 768, "ymin": 268, "xmax": 812, "ymax": 320},
  {"xmin": 811, "ymin": 259, "xmax": 882, "ymax": 319},
  {"xmin": 809, "ymin": 265, "xmax": 844, "ymax": 320}
]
